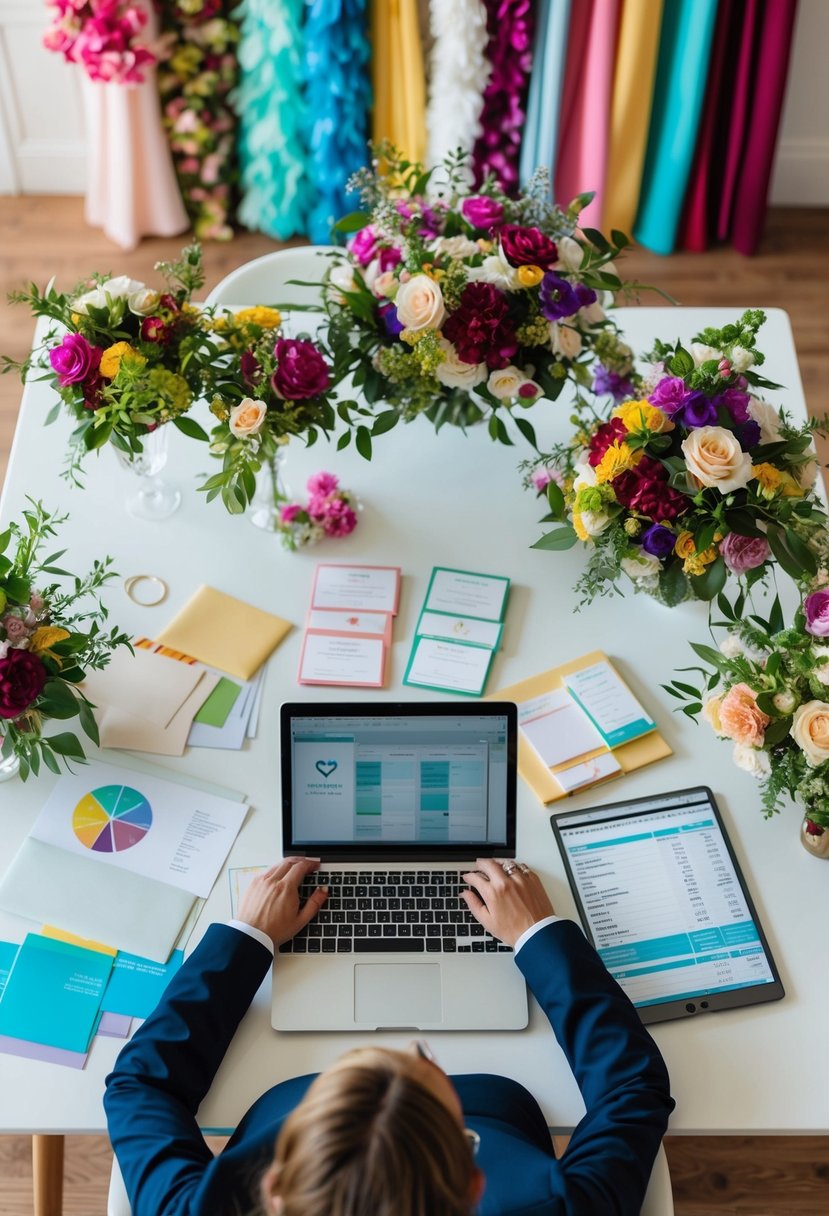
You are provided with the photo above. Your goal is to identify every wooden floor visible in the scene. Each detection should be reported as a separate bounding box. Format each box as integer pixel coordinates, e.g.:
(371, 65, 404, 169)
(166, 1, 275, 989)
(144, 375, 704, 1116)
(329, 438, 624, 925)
(1, 197, 828, 1213)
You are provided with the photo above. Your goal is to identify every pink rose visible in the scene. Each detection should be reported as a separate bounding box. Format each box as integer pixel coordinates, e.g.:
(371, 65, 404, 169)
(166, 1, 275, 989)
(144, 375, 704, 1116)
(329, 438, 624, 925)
(804, 590, 829, 638)
(49, 333, 102, 387)
(2, 615, 29, 643)
(721, 533, 771, 574)
(531, 468, 563, 493)
(718, 683, 770, 748)
(347, 226, 379, 266)
(461, 196, 505, 231)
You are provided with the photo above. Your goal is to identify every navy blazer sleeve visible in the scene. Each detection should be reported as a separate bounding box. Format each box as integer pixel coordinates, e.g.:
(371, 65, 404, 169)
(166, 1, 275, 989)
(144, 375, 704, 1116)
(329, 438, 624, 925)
(104, 924, 272, 1216)
(513, 920, 675, 1215)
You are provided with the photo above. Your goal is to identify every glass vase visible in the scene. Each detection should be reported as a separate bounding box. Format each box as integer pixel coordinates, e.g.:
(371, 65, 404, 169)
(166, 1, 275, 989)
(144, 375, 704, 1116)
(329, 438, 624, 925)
(800, 814, 829, 859)
(249, 448, 291, 532)
(0, 749, 21, 783)
(115, 426, 181, 521)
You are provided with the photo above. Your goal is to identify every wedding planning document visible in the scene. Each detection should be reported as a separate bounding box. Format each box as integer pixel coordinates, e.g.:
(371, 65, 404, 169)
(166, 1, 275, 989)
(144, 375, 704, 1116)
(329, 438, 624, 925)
(404, 567, 509, 696)
(299, 564, 400, 687)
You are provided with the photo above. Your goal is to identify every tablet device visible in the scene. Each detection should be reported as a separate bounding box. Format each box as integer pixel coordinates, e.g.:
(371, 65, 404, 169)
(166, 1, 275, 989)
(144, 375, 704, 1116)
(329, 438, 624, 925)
(551, 786, 784, 1025)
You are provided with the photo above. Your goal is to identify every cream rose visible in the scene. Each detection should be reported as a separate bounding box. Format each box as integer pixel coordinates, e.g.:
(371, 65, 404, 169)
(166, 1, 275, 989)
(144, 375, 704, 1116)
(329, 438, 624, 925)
(127, 288, 160, 316)
(487, 366, 525, 400)
(621, 552, 661, 580)
(681, 426, 753, 493)
(549, 323, 583, 360)
(730, 345, 755, 373)
(327, 261, 356, 303)
(394, 274, 446, 331)
(702, 695, 724, 735)
(579, 509, 612, 537)
(746, 396, 783, 444)
(791, 700, 829, 766)
(435, 340, 487, 390)
(373, 270, 398, 298)
(732, 742, 771, 777)
(430, 234, 480, 259)
(577, 299, 606, 327)
(690, 342, 722, 366)
(228, 397, 267, 439)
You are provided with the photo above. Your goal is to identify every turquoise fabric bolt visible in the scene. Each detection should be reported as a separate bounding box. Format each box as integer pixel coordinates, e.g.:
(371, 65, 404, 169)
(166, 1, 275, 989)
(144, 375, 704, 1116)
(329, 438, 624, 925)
(519, 0, 572, 193)
(633, 0, 719, 255)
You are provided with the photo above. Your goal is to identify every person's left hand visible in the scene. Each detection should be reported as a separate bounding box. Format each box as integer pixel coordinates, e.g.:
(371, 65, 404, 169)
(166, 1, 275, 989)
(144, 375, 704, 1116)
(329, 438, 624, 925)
(237, 858, 328, 947)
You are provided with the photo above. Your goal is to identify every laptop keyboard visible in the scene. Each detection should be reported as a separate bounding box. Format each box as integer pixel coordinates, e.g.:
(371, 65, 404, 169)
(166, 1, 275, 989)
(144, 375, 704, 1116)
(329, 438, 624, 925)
(278, 870, 512, 954)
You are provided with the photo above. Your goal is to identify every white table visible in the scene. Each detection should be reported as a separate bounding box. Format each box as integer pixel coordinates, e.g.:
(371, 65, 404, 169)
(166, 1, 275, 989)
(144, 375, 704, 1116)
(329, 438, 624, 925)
(0, 309, 825, 1149)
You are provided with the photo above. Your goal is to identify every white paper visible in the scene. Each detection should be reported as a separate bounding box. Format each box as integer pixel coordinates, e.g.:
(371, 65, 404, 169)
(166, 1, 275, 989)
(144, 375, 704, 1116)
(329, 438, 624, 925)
(406, 637, 492, 694)
(307, 608, 391, 637)
(300, 634, 386, 685)
(30, 760, 248, 898)
(417, 611, 502, 648)
(424, 569, 508, 621)
(563, 661, 654, 745)
(552, 751, 622, 793)
(312, 565, 399, 613)
(518, 689, 605, 767)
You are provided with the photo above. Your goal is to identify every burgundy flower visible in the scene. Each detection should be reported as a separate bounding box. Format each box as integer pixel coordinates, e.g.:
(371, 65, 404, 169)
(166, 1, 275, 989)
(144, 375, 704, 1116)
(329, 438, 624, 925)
(49, 333, 102, 387)
(159, 293, 180, 313)
(82, 369, 106, 410)
(587, 417, 628, 466)
(0, 648, 47, 720)
(377, 246, 402, 272)
(611, 456, 690, 522)
(271, 338, 330, 400)
(461, 195, 505, 230)
(500, 224, 558, 268)
(140, 316, 169, 344)
(240, 350, 261, 387)
(442, 282, 518, 369)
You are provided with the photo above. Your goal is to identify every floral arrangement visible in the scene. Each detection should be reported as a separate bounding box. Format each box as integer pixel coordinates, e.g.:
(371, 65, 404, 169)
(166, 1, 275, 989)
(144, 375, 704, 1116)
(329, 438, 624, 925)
(276, 471, 359, 551)
(43, 0, 158, 83)
(201, 306, 339, 514)
(0, 501, 130, 780)
(157, 1, 239, 242)
(3, 245, 213, 481)
(664, 585, 829, 844)
(530, 311, 829, 605)
(320, 144, 636, 449)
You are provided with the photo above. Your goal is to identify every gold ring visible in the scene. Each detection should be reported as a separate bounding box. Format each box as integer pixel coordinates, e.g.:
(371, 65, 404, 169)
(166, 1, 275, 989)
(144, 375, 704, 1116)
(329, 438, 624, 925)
(124, 574, 168, 607)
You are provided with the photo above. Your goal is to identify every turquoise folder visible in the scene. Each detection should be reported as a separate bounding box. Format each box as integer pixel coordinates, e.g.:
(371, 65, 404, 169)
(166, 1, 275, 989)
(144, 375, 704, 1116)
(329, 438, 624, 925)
(0, 934, 113, 1053)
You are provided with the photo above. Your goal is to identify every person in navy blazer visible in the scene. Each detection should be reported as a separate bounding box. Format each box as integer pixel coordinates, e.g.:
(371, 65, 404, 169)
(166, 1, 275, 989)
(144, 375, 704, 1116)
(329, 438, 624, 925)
(104, 857, 674, 1216)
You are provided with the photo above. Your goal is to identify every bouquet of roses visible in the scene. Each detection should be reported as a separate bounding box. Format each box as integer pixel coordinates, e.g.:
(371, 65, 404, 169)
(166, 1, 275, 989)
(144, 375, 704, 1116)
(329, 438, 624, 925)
(4, 245, 213, 481)
(530, 311, 829, 605)
(43, 1, 159, 84)
(276, 471, 359, 551)
(664, 585, 829, 846)
(0, 501, 130, 780)
(319, 143, 637, 449)
(200, 307, 339, 514)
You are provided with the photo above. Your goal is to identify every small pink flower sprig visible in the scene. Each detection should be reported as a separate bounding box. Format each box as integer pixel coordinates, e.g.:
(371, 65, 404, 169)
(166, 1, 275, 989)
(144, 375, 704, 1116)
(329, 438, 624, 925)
(43, 1, 158, 84)
(277, 472, 359, 552)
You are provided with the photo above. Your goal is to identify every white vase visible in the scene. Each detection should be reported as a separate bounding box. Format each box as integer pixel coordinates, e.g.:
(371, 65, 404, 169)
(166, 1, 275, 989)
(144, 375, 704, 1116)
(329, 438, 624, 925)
(115, 426, 182, 521)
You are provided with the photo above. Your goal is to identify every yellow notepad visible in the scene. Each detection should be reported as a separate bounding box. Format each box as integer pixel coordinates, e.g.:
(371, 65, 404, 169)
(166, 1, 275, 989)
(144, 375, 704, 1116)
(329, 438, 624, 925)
(156, 586, 292, 681)
(488, 650, 672, 805)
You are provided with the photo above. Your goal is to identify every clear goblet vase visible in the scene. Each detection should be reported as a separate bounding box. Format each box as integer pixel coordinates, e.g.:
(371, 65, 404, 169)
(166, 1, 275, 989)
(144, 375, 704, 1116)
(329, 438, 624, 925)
(115, 426, 181, 521)
(249, 448, 291, 532)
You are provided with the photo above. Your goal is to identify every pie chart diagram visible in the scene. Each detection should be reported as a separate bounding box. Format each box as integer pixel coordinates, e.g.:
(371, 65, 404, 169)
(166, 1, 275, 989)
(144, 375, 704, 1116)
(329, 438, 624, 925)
(72, 785, 153, 853)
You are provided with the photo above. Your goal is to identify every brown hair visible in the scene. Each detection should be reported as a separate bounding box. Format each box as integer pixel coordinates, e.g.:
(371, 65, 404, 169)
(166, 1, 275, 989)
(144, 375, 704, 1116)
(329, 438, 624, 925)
(261, 1047, 475, 1216)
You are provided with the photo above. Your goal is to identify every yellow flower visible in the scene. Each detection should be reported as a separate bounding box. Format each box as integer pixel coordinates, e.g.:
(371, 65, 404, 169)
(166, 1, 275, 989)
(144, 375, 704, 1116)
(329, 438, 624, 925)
(29, 626, 70, 667)
(100, 342, 143, 380)
(612, 399, 674, 434)
(233, 306, 282, 330)
(517, 264, 544, 288)
(675, 531, 696, 559)
(594, 441, 643, 484)
(573, 511, 590, 542)
(751, 462, 782, 495)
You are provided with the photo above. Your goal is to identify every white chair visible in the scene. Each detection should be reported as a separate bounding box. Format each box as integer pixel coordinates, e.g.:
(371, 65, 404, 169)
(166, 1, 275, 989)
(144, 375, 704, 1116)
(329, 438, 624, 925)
(108, 1139, 674, 1216)
(204, 245, 337, 309)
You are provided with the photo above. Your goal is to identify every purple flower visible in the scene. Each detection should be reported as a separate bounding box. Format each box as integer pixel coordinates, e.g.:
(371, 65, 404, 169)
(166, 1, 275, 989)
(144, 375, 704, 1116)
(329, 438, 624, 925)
(48, 333, 102, 387)
(734, 419, 762, 451)
(640, 524, 676, 559)
(306, 471, 339, 498)
(721, 533, 771, 575)
(539, 273, 596, 321)
(461, 195, 505, 230)
(271, 339, 330, 400)
(347, 225, 379, 266)
(680, 392, 719, 428)
(715, 387, 751, 424)
(804, 590, 829, 637)
(649, 376, 687, 414)
(593, 364, 636, 403)
(378, 302, 405, 337)
(240, 350, 261, 387)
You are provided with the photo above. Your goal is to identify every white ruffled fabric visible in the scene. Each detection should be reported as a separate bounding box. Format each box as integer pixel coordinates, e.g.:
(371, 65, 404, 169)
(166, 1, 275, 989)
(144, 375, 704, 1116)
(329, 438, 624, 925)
(426, 0, 491, 173)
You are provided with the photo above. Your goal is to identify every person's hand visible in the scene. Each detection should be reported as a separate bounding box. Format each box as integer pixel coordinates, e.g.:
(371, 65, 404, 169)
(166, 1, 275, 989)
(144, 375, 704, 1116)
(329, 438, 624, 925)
(237, 858, 328, 947)
(461, 858, 555, 948)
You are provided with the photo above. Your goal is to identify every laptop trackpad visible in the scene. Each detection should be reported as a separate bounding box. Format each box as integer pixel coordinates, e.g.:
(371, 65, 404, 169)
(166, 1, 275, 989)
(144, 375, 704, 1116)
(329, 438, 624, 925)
(354, 963, 442, 1027)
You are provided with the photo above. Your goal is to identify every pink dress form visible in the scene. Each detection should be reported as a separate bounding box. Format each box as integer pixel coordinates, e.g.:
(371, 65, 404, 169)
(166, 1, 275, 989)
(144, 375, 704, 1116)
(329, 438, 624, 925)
(81, 7, 188, 251)
(554, 0, 620, 227)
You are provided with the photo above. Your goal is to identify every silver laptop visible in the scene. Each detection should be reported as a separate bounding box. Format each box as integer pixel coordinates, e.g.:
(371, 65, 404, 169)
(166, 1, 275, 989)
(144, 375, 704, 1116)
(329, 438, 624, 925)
(273, 701, 528, 1031)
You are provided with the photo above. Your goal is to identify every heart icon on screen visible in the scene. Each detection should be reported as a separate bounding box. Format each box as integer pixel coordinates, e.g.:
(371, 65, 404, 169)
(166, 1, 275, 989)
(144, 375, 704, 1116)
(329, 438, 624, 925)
(315, 760, 338, 778)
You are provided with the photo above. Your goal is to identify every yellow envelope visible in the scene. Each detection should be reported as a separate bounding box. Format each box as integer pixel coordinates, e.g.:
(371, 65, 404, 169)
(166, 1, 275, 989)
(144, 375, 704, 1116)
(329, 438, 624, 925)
(156, 586, 292, 681)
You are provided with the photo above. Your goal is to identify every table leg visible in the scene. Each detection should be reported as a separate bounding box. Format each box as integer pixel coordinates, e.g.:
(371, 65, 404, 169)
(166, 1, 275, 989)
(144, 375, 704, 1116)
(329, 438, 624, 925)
(32, 1134, 64, 1216)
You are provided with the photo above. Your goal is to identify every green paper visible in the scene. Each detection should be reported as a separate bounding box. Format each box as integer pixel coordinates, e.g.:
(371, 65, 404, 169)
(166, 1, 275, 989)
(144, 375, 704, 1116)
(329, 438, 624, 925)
(193, 677, 242, 727)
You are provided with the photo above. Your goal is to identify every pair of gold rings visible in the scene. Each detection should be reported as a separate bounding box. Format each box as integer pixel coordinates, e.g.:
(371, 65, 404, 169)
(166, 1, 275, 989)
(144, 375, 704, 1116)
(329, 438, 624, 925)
(124, 574, 168, 607)
(502, 861, 532, 877)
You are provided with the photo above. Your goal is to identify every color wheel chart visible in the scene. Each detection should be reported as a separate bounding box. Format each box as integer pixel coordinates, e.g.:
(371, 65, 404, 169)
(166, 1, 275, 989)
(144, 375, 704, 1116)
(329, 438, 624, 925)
(72, 785, 153, 853)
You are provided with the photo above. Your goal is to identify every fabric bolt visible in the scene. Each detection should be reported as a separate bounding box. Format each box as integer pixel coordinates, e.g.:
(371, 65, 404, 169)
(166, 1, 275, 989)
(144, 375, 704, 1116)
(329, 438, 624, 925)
(303, 0, 371, 243)
(554, 0, 620, 226)
(472, 0, 536, 193)
(234, 0, 312, 241)
(371, 0, 426, 163)
(426, 0, 492, 177)
(603, 0, 664, 236)
(716, 0, 762, 243)
(633, 0, 718, 255)
(519, 0, 572, 194)
(730, 0, 800, 256)
(678, 0, 739, 252)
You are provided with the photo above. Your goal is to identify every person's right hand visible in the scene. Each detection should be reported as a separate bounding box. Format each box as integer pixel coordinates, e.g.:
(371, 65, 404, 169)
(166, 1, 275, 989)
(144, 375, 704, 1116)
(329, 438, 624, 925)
(461, 858, 555, 948)
(237, 858, 328, 947)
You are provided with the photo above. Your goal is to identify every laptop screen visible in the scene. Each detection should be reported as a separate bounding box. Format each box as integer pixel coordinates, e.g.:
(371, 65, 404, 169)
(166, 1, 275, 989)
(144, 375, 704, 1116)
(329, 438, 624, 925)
(280, 702, 517, 860)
